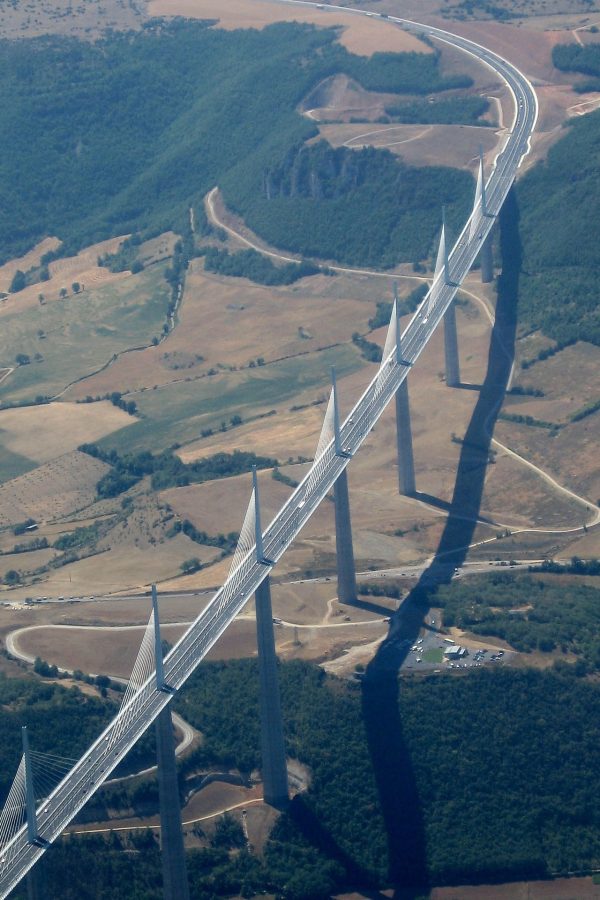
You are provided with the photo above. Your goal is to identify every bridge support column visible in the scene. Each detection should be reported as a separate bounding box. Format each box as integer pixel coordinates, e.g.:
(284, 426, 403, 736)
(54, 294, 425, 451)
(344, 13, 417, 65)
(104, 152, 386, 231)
(334, 468, 357, 603)
(395, 381, 416, 496)
(155, 705, 190, 900)
(443, 300, 460, 388)
(255, 575, 288, 808)
(480, 231, 494, 283)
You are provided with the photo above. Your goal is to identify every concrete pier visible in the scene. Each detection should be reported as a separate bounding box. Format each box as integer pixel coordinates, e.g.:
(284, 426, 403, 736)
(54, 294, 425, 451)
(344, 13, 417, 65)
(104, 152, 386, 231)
(395, 381, 416, 495)
(334, 468, 357, 603)
(443, 300, 460, 388)
(155, 705, 190, 900)
(255, 575, 288, 808)
(480, 231, 494, 283)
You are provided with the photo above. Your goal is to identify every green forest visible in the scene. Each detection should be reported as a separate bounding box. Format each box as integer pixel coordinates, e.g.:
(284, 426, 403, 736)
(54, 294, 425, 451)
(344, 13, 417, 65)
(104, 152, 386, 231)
(553, 42, 600, 92)
(1, 19, 599, 341)
(0, 675, 113, 800)
(384, 95, 490, 125)
(0, 20, 473, 269)
(11, 660, 598, 897)
(174, 661, 600, 887)
(230, 141, 472, 268)
(79, 443, 277, 497)
(517, 107, 600, 345)
(201, 247, 320, 285)
(435, 571, 600, 671)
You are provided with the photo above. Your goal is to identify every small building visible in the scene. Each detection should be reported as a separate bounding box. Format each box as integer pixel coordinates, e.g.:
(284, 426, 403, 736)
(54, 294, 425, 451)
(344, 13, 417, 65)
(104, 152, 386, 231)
(444, 645, 468, 660)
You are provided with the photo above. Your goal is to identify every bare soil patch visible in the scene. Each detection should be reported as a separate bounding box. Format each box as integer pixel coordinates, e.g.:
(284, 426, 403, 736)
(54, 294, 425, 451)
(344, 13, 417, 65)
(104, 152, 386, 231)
(15, 623, 186, 678)
(319, 122, 499, 170)
(302, 73, 404, 124)
(0, 450, 110, 528)
(147, 0, 432, 56)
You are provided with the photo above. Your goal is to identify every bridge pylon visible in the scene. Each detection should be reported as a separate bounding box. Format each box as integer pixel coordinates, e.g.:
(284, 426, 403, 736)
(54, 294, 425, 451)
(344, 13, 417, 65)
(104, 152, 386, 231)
(434, 207, 453, 289)
(255, 575, 289, 808)
(155, 704, 190, 900)
(471, 147, 495, 283)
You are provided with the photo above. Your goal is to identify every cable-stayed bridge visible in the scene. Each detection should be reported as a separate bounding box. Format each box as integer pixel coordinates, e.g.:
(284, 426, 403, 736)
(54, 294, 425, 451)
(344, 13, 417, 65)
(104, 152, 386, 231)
(0, 8, 538, 897)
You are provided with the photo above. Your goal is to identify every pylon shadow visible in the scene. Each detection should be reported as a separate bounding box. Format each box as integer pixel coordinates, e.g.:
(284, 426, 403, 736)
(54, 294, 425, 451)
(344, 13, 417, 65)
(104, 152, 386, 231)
(362, 189, 522, 893)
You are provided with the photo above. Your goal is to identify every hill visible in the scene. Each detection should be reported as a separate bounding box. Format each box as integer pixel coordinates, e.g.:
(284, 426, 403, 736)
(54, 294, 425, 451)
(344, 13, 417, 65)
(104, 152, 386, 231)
(517, 107, 600, 345)
(0, 20, 474, 270)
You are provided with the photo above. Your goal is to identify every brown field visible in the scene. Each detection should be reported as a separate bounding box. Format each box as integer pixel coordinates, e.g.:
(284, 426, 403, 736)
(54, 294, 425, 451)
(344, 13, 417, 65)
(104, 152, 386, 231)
(319, 122, 500, 170)
(341, 874, 600, 899)
(147, 0, 432, 55)
(431, 875, 600, 899)
(22, 534, 221, 598)
(0, 236, 130, 316)
(155, 290, 598, 584)
(0, 450, 110, 527)
(15, 623, 188, 678)
(65, 265, 379, 399)
(12, 575, 391, 676)
(0, 401, 134, 464)
(68, 781, 265, 839)
(0, 237, 61, 293)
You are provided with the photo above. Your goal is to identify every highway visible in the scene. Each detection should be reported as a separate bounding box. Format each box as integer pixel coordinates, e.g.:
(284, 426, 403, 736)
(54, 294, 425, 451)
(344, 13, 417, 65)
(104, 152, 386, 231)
(0, 8, 537, 896)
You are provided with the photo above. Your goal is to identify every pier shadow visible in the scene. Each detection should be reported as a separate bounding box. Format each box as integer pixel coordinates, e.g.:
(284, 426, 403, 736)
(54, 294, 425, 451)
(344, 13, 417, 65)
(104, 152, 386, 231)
(362, 189, 522, 892)
(343, 595, 394, 618)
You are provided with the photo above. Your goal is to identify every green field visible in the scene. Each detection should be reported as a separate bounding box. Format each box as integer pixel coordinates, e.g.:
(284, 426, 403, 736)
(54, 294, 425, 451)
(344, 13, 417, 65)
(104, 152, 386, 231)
(99, 343, 366, 454)
(422, 647, 444, 664)
(0, 266, 170, 404)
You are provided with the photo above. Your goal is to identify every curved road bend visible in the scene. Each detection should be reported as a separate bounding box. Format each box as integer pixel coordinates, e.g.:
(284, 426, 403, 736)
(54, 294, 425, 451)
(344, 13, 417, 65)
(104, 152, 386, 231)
(0, 9, 538, 897)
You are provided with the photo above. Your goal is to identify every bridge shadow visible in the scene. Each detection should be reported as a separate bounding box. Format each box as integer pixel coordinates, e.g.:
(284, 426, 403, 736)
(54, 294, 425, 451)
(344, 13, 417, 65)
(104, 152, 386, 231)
(361, 189, 522, 893)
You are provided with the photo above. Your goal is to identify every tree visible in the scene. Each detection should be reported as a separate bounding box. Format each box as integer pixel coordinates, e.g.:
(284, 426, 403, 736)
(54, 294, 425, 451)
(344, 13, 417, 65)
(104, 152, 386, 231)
(5, 569, 21, 585)
(15, 353, 30, 366)
(180, 558, 201, 574)
(9, 270, 26, 293)
(71, 281, 81, 293)
(59, 287, 67, 299)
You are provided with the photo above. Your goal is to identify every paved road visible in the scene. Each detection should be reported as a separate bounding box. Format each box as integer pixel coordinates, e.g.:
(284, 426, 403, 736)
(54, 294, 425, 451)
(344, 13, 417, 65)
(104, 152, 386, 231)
(0, 9, 538, 896)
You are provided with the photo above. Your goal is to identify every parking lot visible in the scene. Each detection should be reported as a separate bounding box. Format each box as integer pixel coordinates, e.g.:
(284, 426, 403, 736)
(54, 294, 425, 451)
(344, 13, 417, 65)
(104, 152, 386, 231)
(399, 617, 514, 673)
